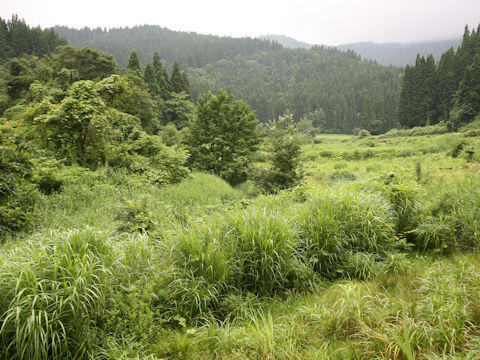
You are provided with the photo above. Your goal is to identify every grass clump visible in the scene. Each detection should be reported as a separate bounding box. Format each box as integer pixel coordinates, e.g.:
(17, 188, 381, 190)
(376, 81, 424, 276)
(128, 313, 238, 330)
(0, 229, 119, 359)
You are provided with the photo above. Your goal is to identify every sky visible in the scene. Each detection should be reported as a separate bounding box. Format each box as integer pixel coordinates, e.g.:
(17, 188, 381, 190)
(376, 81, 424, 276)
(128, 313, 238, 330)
(1, 0, 480, 45)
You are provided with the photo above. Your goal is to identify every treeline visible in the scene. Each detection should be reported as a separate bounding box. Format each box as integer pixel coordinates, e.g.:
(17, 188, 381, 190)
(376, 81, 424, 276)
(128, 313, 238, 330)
(54, 24, 404, 133)
(0, 15, 66, 59)
(53, 25, 283, 69)
(398, 25, 480, 129)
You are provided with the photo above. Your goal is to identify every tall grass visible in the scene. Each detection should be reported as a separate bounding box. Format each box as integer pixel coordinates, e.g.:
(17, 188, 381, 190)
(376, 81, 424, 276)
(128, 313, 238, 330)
(0, 229, 119, 359)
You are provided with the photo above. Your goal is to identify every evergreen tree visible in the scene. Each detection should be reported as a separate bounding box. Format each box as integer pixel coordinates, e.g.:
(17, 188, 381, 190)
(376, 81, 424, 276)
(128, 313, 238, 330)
(127, 49, 142, 74)
(424, 54, 438, 124)
(170, 61, 185, 93)
(170, 61, 190, 95)
(398, 65, 415, 128)
(181, 72, 191, 98)
(143, 62, 156, 94)
(455, 26, 474, 85)
(152, 52, 171, 99)
(0, 17, 10, 58)
(451, 54, 480, 128)
(437, 48, 457, 120)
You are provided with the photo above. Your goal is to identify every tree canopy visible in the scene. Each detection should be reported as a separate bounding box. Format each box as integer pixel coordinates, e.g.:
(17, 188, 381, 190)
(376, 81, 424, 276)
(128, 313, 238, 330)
(186, 89, 260, 184)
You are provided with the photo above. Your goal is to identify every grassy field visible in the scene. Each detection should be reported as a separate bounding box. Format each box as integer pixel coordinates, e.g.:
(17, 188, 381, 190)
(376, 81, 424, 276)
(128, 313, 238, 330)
(1, 131, 480, 359)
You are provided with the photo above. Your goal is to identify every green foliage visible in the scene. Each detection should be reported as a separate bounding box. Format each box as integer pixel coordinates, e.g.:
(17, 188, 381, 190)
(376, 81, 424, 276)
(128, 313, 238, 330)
(358, 129, 371, 137)
(127, 49, 142, 74)
(115, 198, 157, 233)
(0, 229, 119, 359)
(0, 15, 66, 60)
(163, 91, 195, 129)
(98, 74, 158, 133)
(451, 55, 480, 129)
(6, 57, 35, 100)
(36, 80, 110, 166)
(253, 113, 303, 193)
(54, 24, 403, 133)
(186, 89, 260, 185)
(170, 61, 190, 95)
(399, 25, 480, 129)
(0, 123, 37, 236)
(50, 46, 117, 81)
(297, 188, 396, 279)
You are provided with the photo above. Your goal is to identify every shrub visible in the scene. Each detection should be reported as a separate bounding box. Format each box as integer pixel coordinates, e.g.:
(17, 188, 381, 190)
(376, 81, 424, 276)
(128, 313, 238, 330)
(328, 169, 357, 182)
(358, 129, 371, 137)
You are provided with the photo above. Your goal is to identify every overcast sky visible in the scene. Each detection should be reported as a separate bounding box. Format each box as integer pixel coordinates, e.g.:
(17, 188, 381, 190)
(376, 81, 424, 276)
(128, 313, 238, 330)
(1, 0, 479, 45)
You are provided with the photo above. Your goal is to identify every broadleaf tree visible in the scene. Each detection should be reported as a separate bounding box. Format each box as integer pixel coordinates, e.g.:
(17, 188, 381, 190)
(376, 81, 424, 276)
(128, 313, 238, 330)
(186, 89, 260, 184)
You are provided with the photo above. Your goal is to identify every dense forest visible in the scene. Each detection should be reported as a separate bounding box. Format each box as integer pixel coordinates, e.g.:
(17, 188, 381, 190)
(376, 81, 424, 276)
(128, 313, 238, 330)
(0, 15, 67, 59)
(54, 24, 404, 133)
(398, 25, 480, 129)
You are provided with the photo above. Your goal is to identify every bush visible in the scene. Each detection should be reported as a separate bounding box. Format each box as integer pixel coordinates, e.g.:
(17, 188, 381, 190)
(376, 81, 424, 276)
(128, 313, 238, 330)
(253, 113, 303, 193)
(358, 129, 371, 137)
(0, 125, 38, 237)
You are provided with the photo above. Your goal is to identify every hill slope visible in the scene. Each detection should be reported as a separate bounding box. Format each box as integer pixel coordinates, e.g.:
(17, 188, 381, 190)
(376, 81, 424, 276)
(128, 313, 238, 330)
(54, 25, 403, 132)
(258, 34, 312, 49)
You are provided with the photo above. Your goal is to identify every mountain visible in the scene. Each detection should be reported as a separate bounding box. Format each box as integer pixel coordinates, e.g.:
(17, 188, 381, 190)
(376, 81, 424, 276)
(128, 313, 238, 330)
(257, 34, 463, 66)
(54, 25, 282, 70)
(258, 34, 312, 49)
(54, 24, 403, 133)
(337, 39, 462, 66)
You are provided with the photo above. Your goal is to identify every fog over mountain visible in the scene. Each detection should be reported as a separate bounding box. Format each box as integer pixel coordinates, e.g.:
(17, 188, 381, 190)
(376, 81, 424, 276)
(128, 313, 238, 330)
(261, 35, 462, 66)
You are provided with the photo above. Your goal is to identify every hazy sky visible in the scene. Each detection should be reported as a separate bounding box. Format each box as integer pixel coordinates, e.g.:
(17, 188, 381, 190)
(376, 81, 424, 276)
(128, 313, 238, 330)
(1, 0, 479, 45)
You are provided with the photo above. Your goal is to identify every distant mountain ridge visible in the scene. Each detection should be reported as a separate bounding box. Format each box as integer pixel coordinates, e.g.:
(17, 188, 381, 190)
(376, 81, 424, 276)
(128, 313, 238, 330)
(337, 39, 462, 66)
(258, 34, 312, 49)
(258, 35, 462, 66)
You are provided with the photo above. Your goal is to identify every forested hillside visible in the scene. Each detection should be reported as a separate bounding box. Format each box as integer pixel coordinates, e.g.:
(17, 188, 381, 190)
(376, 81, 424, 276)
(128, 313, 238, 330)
(54, 25, 403, 133)
(398, 25, 480, 129)
(258, 34, 312, 49)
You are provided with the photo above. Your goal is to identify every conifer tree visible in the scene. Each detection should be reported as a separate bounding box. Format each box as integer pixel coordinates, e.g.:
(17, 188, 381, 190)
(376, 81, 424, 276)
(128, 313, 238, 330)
(424, 54, 438, 124)
(455, 26, 473, 85)
(143, 62, 156, 94)
(170, 61, 185, 93)
(152, 52, 170, 99)
(127, 49, 142, 74)
(452, 54, 480, 128)
(170, 61, 191, 95)
(398, 65, 415, 128)
(0, 17, 10, 58)
(437, 48, 457, 120)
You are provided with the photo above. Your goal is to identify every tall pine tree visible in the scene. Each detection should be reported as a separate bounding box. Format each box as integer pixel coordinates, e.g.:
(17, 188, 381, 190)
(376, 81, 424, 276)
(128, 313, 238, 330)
(437, 48, 457, 121)
(143, 61, 156, 94)
(398, 65, 416, 128)
(152, 52, 170, 99)
(127, 49, 142, 74)
(452, 54, 480, 128)
(170, 61, 190, 94)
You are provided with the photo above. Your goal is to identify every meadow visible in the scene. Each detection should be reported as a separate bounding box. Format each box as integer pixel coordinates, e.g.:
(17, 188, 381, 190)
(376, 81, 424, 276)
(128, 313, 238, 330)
(1, 129, 480, 359)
